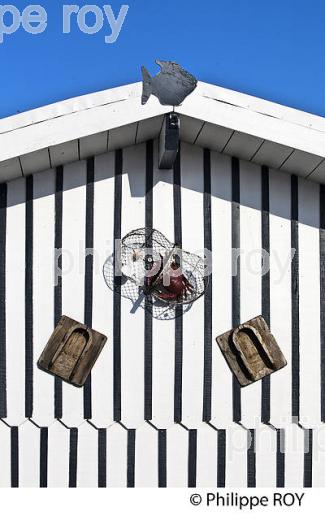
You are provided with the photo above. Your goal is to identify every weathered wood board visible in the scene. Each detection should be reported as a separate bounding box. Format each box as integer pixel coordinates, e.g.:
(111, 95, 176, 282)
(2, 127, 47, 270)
(216, 315, 287, 387)
(37, 316, 107, 387)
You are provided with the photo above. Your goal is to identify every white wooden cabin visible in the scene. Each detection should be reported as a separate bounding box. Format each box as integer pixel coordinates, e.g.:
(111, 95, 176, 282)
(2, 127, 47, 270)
(0, 80, 325, 487)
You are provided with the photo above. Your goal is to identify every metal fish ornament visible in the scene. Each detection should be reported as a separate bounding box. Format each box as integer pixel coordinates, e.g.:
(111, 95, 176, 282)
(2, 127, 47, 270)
(141, 60, 198, 106)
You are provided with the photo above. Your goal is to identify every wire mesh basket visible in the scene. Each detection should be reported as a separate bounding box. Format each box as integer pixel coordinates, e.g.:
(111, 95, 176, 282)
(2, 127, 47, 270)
(103, 228, 207, 312)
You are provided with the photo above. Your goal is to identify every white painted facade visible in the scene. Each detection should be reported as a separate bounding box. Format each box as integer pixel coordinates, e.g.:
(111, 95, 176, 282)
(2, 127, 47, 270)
(0, 81, 324, 487)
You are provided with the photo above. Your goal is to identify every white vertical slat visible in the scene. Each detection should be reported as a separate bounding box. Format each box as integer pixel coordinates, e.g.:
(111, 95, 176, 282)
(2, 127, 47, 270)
(32, 170, 55, 425)
(91, 153, 115, 427)
(107, 422, 127, 487)
(120, 144, 146, 428)
(255, 425, 277, 487)
(47, 420, 70, 487)
(284, 424, 305, 487)
(0, 422, 11, 487)
(299, 178, 321, 427)
(152, 140, 175, 428)
(312, 426, 325, 487)
(6, 178, 26, 425)
(77, 422, 98, 487)
(240, 160, 262, 428)
(225, 424, 248, 487)
(135, 423, 158, 487)
(196, 423, 218, 487)
(210, 152, 233, 428)
(166, 424, 188, 487)
(180, 142, 205, 427)
(61, 161, 86, 426)
(269, 169, 292, 427)
(19, 420, 40, 487)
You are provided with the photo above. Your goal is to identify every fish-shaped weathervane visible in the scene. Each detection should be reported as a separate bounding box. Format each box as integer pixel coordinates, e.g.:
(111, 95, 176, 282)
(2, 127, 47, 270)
(141, 60, 198, 106)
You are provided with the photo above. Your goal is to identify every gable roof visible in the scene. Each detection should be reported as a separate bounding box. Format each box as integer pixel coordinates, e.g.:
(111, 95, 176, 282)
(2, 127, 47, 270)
(1, 80, 325, 184)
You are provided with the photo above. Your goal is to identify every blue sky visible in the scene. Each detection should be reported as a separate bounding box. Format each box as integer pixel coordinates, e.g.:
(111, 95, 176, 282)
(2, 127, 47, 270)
(0, 0, 324, 118)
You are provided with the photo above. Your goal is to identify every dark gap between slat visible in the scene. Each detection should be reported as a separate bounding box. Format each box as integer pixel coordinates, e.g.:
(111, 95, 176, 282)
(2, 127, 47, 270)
(0, 183, 7, 418)
(261, 166, 271, 423)
(173, 148, 183, 424)
(188, 429, 197, 488)
(144, 141, 153, 421)
(276, 428, 285, 488)
(25, 176, 33, 419)
(247, 429, 256, 487)
(158, 429, 167, 488)
(203, 149, 212, 422)
(127, 429, 136, 487)
(113, 150, 123, 422)
(217, 429, 226, 488)
(11, 426, 19, 488)
(69, 427, 78, 488)
(98, 428, 107, 488)
(291, 175, 300, 421)
(83, 157, 94, 419)
(232, 157, 241, 423)
(303, 429, 313, 488)
(54, 166, 63, 419)
(320, 184, 325, 421)
(40, 427, 48, 488)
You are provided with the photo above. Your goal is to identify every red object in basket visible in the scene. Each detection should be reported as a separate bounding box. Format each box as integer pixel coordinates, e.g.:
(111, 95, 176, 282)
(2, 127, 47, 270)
(146, 255, 194, 303)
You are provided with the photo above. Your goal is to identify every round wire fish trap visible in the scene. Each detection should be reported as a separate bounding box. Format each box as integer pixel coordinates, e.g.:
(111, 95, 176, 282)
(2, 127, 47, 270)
(104, 228, 207, 309)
